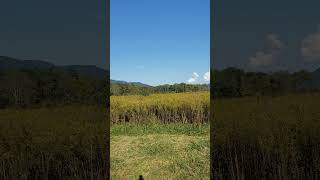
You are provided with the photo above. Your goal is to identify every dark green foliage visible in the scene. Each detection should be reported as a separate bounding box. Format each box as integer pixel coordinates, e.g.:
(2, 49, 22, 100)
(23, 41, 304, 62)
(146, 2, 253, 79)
(212, 68, 316, 98)
(111, 122, 209, 136)
(110, 83, 209, 96)
(0, 68, 108, 108)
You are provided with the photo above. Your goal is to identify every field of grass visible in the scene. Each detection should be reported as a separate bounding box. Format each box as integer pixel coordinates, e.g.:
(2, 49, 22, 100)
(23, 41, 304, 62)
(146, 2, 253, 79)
(0, 92, 210, 179)
(110, 92, 210, 179)
(0, 106, 108, 179)
(111, 92, 209, 124)
(2, 91, 319, 179)
(111, 123, 209, 179)
(213, 93, 320, 179)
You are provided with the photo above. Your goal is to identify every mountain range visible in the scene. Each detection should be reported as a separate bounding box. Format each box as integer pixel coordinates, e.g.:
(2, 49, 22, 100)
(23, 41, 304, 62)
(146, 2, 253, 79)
(110, 79, 151, 87)
(0, 56, 151, 86)
(0, 56, 108, 78)
(1, 56, 320, 88)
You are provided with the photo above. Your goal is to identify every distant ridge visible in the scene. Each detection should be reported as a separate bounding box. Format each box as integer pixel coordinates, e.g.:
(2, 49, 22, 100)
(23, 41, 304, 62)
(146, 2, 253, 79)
(111, 79, 151, 87)
(0, 56, 108, 79)
(0, 56, 54, 69)
(0, 56, 152, 87)
(2, 56, 319, 88)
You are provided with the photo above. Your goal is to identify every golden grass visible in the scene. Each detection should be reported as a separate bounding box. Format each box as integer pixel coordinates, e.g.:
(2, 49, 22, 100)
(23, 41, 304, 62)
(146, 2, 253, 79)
(0, 106, 107, 179)
(111, 92, 209, 124)
(212, 93, 320, 179)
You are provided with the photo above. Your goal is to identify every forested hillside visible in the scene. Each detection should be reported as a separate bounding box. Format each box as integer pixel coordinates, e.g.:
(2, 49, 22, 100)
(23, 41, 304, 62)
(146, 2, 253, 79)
(111, 67, 320, 97)
(110, 82, 209, 96)
(0, 68, 108, 107)
(2, 57, 320, 107)
(211, 67, 320, 98)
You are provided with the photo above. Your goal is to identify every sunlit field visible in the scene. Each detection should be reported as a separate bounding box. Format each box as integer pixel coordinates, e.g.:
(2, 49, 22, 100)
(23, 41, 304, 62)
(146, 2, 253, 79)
(111, 123, 209, 179)
(110, 92, 210, 179)
(111, 91, 209, 124)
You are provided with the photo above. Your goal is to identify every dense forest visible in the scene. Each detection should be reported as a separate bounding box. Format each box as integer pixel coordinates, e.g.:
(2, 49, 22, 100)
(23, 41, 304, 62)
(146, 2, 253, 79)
(1, 64, 320, 108)
(111, 67, 320, 97)
(0, 68, 108, 108)
(212, 67, 320, 98)
(110, 83, 209, 96)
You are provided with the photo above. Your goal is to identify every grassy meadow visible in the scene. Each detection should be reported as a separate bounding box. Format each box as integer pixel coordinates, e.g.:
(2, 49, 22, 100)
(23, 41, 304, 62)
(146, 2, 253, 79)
(3, 90, 319, 179)
(111, 91, 209, 124)
(213, 93, 320, 179)
(0, 106, 108, 179)
(111, 123, 209, 179)
(110, 92, 210, 179)
(0, 91, 210, 179)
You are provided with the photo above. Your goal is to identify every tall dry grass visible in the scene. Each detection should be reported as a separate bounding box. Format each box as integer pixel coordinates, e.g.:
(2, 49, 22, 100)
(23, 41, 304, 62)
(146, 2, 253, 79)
(0, 106, 108, 179)
(110, 92, 209, 124)
(212, 93, 320, 179)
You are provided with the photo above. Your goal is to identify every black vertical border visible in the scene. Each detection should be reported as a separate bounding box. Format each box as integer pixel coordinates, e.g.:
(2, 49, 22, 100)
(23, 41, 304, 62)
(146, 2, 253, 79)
(210, 0, 214, 179)
(106, 0, 110, 179)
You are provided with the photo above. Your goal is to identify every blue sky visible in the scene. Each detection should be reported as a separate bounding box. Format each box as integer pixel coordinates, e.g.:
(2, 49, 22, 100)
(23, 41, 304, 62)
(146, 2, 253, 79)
(110, 0, 210, 86)
(4, 0, 320, 83)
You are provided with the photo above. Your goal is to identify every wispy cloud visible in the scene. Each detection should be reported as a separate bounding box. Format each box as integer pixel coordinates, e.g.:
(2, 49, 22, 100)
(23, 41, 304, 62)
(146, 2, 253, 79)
(249, 34, 284, 67)
(193, 72, 199, 78)
(203, 71, 210, 82)
(187, 72, 199, 83)
(187, 78, 196, 83)
(187, 71, 210, 84)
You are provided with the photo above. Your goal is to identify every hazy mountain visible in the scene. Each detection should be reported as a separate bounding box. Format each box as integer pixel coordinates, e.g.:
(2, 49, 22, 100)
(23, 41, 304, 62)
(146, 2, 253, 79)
(0, 56, 154, 86)
(0, 56, 108, 79)
(2, 55, 319, 88)
(111, 79, 151, 87)
(0, 56, 54, 69)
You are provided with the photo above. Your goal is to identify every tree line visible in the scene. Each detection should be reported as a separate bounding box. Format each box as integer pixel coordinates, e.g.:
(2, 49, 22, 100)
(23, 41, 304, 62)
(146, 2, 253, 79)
(1, 66, 318, 107)
(0, 68, 108, 108)
(212, 67, 318, 98)
(111, 67, 320, 97)
(110, 83, 209, 96)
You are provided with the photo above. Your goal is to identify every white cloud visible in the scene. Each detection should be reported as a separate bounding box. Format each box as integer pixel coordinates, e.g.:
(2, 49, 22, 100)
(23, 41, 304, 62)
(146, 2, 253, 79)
(193, 72, 199, 78)
(203, 71, 210, 82)
(187, 71, 210, 84)
(249, 34, 284, 67)
(188, 77, 196, 83)
(187, 72, 199, 83)
(301, 30, 320, 62)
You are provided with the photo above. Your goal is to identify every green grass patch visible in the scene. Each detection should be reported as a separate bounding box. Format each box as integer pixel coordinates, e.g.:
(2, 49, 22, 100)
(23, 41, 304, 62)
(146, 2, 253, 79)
(110, 133, 209, 179)
(111, 122, 209, 136)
